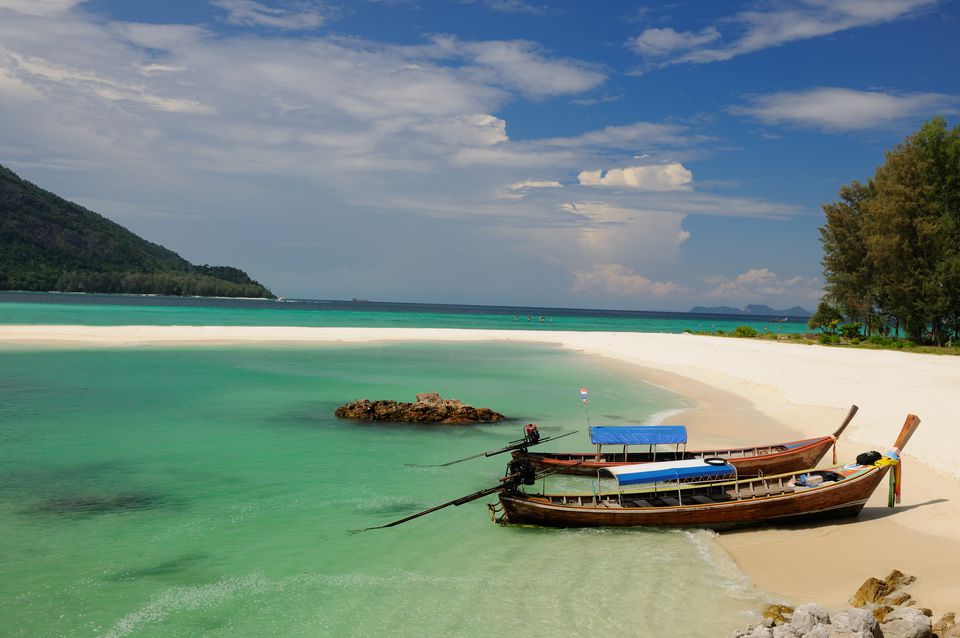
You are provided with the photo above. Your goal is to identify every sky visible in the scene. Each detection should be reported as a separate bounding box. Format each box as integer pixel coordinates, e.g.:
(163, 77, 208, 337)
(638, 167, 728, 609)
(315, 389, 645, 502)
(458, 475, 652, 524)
(0, 0, 957, 310)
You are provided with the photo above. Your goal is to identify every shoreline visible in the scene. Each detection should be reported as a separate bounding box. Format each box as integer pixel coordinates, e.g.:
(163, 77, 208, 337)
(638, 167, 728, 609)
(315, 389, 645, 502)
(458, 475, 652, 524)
(2, 324, 959, 613)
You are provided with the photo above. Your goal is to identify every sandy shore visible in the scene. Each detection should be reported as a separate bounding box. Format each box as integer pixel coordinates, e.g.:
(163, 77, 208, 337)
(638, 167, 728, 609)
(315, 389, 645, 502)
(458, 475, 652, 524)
(3, 324, 959, 612)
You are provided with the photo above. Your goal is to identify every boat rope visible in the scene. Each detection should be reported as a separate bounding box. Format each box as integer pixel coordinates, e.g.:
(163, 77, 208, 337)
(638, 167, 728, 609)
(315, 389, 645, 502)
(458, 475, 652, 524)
(874, 450, 902, 507)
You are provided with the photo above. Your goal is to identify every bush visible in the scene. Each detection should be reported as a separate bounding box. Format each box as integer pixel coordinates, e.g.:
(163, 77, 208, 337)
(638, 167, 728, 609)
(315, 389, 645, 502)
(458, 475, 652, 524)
(730, 326, 758, 338)
(839, 323, 863, 340)
(850, 337, 860, 345)
(819, 334, 841, 345)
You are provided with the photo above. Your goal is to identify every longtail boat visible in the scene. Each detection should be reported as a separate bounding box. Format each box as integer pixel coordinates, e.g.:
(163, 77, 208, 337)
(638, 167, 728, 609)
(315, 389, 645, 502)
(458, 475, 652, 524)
(519, 404, 858, 477)
(491, 414, 920, 530)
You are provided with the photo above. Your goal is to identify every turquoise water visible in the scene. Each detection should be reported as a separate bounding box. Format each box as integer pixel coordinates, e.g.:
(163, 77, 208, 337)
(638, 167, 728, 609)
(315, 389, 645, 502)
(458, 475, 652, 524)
(0, 341, 766, 637)
(0, 293, 809, 335)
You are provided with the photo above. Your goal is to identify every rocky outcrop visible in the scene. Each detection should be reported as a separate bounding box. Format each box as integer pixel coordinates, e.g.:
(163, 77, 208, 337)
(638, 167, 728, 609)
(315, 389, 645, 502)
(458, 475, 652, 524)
(335, 392, 505, 424)
(733, 571, 952, 638)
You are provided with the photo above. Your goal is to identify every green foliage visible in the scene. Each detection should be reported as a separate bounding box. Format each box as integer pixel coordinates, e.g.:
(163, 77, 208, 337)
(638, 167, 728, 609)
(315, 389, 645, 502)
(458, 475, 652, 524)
(819, 333, 840, 345)
(0, 164, 273, 298)
(818, 117, 960, 345)
(808, 300, 843, 334)
(730, 325, 758, 338)
(839, 322, 863, 339)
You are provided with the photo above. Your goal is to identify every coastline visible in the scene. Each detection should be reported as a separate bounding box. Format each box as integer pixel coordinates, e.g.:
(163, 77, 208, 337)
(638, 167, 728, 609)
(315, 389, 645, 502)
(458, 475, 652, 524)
(2, 324, 959, 613)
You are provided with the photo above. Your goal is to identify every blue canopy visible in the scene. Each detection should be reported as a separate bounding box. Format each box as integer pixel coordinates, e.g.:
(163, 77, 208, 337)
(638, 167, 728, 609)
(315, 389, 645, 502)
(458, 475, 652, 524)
(605, 459, 734, 486)
(589, 425, 687, 446)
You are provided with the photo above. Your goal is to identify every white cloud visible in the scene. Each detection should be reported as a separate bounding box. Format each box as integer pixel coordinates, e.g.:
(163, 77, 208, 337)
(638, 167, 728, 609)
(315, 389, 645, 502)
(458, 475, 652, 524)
(0, 4, 810, 304)
(631, 0, 938, 66)
(412, 114, 508, 146)
(578, 163, 693, 191)
(463, 0, 548, 15)
(428, 37, 605, 98)
(211, 0, 327, 30)
(111, 23, 210, 51)
(707, 268, 822, 302)
(572, 264, 686, 296)
(510, 180, 562, 190)
(627, 27, 720, 57)
(0, 0, 84, 16)
(731, 87, 957, 131)
(540, 122, 703, 149)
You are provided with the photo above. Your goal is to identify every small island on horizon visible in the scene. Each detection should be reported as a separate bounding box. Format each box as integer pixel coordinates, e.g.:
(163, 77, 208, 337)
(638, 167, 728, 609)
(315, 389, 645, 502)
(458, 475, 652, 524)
(0, 164, 273, 299)
(689, 304, 812, 317)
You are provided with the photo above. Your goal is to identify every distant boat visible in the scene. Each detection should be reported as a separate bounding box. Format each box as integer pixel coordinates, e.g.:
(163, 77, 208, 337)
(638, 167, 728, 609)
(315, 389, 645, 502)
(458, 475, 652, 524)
(493, 414, 920, 529)
(773, 316, 789, 322)
(521, 405, 857, 477)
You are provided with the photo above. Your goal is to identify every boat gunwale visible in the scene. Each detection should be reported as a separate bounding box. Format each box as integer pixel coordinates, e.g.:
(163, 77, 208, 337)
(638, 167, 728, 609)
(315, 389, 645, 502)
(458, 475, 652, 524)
(513, 465, 879, 511)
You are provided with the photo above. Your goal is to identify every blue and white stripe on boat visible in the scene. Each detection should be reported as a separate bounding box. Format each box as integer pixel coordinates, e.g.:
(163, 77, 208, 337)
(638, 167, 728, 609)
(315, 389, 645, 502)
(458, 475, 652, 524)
(605, 458, 735, 486)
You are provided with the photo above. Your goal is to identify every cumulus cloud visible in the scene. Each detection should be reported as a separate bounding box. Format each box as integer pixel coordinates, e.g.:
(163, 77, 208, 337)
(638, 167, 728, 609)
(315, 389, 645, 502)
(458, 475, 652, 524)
(731, 87, 957, 131)
(210, 0, 327, 30)
(572, 264, 687, 296)
(630, 0, 938, 66)
(578, 163, 693, 191)
(707, 268, 822, 302)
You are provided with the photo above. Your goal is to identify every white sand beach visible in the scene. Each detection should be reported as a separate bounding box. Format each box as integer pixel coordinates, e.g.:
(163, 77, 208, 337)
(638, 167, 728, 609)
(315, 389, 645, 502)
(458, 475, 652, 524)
(3, 324, 959, 612)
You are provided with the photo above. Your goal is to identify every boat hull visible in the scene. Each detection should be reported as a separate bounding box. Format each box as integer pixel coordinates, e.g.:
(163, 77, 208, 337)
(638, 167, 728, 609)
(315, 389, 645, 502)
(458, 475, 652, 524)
(523, 435, 836, 477)
(497, 466, 887, 530)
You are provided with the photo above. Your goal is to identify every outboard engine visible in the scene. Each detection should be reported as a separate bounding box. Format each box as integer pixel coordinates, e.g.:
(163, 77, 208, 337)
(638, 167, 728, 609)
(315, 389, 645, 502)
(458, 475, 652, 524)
(505, 454, 537, 487)
(523, 423, 540, 445)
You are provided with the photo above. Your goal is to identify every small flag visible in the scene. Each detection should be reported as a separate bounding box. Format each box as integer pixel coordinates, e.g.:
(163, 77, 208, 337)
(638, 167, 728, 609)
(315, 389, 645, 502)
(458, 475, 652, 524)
(579, 387, 589, 404)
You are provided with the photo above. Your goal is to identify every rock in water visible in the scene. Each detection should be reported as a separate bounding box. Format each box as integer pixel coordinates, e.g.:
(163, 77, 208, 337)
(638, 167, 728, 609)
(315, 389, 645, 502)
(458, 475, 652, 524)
(335, 392, 506, 424)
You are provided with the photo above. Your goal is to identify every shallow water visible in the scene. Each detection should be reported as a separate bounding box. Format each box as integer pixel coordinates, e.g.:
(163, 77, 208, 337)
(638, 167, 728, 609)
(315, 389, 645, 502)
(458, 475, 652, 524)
(0, 341, 766, 637)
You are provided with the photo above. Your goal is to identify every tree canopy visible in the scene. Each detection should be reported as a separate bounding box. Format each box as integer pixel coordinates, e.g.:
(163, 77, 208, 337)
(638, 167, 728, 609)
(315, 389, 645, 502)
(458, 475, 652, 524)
(819, 117, 960, 344)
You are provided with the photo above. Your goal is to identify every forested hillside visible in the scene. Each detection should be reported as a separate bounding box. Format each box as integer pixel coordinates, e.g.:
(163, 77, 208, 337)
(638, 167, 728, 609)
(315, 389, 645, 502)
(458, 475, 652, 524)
(0, 164, 273, 298)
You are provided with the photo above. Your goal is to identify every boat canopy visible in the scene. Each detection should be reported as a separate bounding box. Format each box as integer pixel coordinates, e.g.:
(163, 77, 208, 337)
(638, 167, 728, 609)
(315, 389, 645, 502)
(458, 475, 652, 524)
(589, 425, 687, 446)
(604, 458, 734, 486)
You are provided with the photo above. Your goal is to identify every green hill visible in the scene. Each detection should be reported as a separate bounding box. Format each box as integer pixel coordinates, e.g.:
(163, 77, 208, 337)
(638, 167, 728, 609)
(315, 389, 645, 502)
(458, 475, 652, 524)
(0, 164, 273, 298)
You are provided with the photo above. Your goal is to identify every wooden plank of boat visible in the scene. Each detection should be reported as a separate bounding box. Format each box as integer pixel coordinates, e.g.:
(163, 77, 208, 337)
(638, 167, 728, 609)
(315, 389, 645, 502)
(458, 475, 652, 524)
(522, 404, 858, 477)
(495, 413, 919, 530)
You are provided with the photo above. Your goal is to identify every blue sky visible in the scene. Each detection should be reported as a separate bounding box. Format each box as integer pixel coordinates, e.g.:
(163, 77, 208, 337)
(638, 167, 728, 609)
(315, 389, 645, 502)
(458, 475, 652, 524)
(1, 0, 956, 310)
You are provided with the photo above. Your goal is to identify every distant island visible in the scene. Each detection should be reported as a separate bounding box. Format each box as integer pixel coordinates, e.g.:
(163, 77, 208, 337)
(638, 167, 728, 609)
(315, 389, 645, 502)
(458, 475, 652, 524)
(0, 164, 273, 298)
(689, 304, 812, 317)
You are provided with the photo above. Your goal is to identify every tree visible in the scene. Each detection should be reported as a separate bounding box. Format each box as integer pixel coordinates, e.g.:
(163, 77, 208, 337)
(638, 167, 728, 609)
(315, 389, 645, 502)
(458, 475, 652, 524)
(818, 117, 960, 344)
(808, 300, 843, 334)
(820, 181, 875, 330)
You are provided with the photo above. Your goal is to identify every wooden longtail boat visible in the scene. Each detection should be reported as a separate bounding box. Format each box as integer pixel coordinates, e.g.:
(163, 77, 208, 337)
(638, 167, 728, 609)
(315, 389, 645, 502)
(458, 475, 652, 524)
(519, 405, 858, 477)
(493, 414, 919, 530)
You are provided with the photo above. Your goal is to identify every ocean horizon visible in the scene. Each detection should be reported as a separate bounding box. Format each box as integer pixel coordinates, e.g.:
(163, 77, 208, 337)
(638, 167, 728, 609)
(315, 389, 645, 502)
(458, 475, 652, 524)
(0, 291, 809, 335)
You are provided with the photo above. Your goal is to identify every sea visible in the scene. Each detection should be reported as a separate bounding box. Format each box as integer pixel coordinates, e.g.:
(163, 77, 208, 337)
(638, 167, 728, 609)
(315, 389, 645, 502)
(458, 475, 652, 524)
(0, 293, 798, 637)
